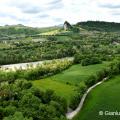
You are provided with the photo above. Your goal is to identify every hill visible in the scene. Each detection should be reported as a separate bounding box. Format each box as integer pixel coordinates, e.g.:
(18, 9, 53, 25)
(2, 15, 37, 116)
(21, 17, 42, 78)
(0, 24, 62, 40)
(77, 21, 120, 32)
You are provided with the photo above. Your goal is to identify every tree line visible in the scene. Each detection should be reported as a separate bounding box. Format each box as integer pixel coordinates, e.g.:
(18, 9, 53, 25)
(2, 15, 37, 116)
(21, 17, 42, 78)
(0, 59, 73, 83)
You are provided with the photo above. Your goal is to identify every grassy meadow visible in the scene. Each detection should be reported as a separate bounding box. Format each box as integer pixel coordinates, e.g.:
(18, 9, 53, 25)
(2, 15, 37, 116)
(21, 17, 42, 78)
(33, 62, 110, 104)
(74, 75, 120, 120)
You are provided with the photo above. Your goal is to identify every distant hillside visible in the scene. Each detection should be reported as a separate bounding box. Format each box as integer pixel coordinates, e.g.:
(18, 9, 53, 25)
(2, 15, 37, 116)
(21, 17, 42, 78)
(76, 21, 120, 32)
(0, 24, 62, 40)
(0, 25, 40, 38)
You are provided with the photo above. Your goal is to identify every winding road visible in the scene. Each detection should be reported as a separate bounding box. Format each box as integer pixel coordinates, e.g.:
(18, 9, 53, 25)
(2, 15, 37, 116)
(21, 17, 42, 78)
(66, 77, 108, 119)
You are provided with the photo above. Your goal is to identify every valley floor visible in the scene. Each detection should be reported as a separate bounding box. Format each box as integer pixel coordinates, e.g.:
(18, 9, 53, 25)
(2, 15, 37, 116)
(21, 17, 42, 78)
(33, 62, 110, 105)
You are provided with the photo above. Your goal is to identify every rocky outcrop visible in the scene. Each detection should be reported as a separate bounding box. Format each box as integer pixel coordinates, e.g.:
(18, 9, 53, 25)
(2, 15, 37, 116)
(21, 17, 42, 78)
(64, 21, 72, 31)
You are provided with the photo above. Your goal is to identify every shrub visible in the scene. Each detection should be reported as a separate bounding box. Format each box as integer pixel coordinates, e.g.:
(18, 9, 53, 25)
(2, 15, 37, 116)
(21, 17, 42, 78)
(85, 75, 97, 88)
(74, 54, 85, 64)
(78, 83, 87, 94)
(47, 36, 57, 41)
(81, 57, 102, 66)
(69, 93, 82, 110)
(96, 70, 106, 82)
(69, 83, 87, 110)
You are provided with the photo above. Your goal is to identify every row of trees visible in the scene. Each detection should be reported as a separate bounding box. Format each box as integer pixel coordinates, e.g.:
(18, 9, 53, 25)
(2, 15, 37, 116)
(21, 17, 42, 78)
(0, 29, 119, 65)
(85, 60, 120, 87)
(0, 59, 73, 83)
(0, 41, 75, 65)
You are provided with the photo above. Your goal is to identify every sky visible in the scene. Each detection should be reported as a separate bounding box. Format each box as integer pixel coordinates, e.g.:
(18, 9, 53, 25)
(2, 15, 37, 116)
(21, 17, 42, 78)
(0, 0, 120, 27)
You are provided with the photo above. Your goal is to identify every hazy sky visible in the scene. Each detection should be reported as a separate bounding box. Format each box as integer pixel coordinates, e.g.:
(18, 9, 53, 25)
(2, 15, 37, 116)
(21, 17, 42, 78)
(0, 0, 120, 27)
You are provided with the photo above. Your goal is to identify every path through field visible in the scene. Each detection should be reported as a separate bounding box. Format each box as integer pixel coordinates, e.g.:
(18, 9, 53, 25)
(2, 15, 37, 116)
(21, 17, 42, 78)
(66, 78, 107, 119)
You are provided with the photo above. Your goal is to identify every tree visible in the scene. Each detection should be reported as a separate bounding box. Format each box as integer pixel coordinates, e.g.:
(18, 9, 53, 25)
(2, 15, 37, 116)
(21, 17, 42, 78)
(85, 75, 97, 87)
(3, 112, 32, 120)
(81, 57, 102, 66)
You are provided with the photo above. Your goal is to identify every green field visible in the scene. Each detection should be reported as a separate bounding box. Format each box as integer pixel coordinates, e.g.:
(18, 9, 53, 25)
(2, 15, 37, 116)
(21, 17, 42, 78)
(33, 79, 77, 104)
(44, 62, 110, 85)
(33, 62, 110, 104)
(74, 75, 120, 120)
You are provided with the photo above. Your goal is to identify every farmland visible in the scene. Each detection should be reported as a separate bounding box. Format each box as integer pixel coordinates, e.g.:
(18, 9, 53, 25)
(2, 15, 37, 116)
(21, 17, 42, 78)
(0, 0, 120, 119)
(74, 75, 120, 120)
(0, 21, 120, 120)
(33, 62, 111, 104)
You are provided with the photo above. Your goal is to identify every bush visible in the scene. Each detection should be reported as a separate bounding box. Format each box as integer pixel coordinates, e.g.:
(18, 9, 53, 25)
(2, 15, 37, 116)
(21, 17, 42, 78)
(96, 70, 106, 82)
(47, 36, 57, 41)
(69, 93, 82, 110)
(78, 83, 87, 94)
(85, 75, 97, 88)
(69, 83, 87, 110)
(81, 57, 102, 66)
(74, 54, 85, 64)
